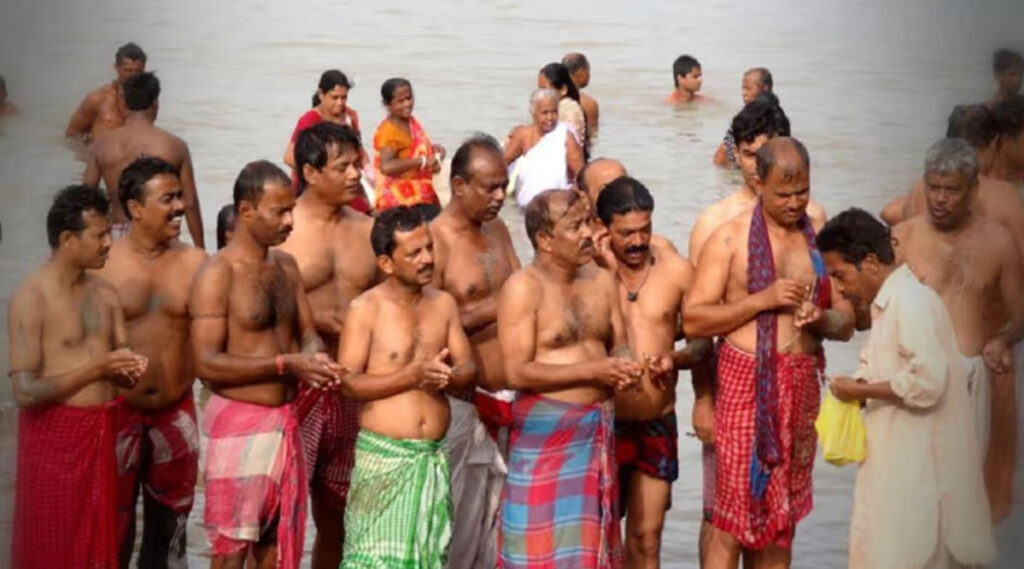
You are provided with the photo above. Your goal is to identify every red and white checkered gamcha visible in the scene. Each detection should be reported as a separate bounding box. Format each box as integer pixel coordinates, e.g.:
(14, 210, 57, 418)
(712, 341, 821, 550)
(294, 386, 361, 508)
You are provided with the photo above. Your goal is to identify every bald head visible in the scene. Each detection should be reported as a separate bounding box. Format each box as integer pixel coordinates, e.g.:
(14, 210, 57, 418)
(562, 52, 591, 88)
(578, 158, 627, 203)
(755, 137, 810, 183)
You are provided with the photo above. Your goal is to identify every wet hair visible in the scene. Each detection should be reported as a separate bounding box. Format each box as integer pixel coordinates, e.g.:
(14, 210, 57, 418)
(530, 88, 560, 111)
(672, 55, 701, 85)
(539, 63, 580, 103)
(562, 53, 590, 75)
(381, 77, 412, 105)
(233, 160, 291, 210)
(294, 122, 362, 190)
(524, 189, 581, 249)
(115, 42, 147, 65)
(450, 133, 503, 184)
(371, 205, 427, 257)
(994, 49, 1023, 73)
(816, 208, 895, 266)
(312, 69, 354, 108)
(122, 71, 160, 111)
(755, 137, 810, 181)
(410, 202, 441, 222)
(744, 67, 774, 91)
(47, 184, 110, 249)
(216, 204, 236, 250)
(731, 99, 791, 147)
(924, 137, 979, 182)
(596, 177, 654, 226)
(993, 96, 1024, 138)
(118, 156, 179, 217)
(946, 104, 998, 149)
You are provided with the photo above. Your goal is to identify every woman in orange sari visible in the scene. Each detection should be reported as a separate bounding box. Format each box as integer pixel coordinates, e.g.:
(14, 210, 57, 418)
(372, 78, 446, 210)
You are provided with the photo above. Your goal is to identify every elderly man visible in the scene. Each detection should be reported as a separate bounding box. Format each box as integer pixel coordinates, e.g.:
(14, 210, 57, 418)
(504, 88, 584, 208)
(713, 68, 775, 167)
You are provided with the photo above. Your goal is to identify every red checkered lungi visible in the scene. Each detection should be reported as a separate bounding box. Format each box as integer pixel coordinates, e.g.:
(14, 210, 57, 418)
(712, 341, 820, 550)
(294, 386, 361, 508)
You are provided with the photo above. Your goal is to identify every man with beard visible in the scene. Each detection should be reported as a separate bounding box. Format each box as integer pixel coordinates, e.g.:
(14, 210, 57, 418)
(893, 137, 1024, 523)
(337, 206, 476, 568)
(67, 42, 147, 143)
(10, 185, 148, 568)
(190, 160, 342, 569)
(275, 122, 378, 569)
(92, 157, 207, 568)
(429, 135, 520, 569)
(820, 208, 995, 569)
(499, 189, 647, 568)
(504, 88, 585, 208)
(596, 177, 713, 569)
(684, 138, 854, 568)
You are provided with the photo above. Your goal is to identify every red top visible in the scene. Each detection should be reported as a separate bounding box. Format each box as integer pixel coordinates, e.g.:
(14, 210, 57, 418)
(288, 108, 371, 214)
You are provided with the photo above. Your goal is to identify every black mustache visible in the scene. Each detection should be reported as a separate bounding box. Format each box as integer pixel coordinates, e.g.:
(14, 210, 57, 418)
(625, 245, 649, 256)
(580, 239, 594, 250)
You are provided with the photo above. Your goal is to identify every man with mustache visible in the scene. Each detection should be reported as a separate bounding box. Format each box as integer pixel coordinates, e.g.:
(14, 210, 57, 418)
(428, 135, 520, 569)
(892, 137, 1024, 524)
(275, 122, 379, 569)
(499, 189, 645, 568)
(337, 206, 475, 568)
(819, 208, 995, 569)
(84, 71, 205, 248)
(9, 184, 148, 569)
(91, 156, 208, 568)
(190, 160, 341, 569)
(66, 42, 147, 143)
(684, 137, 854, 569)
(596, 177, 713, 569)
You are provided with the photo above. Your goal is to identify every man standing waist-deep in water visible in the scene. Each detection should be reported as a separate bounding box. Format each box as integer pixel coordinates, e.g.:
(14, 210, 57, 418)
(337, 206, 476, 568)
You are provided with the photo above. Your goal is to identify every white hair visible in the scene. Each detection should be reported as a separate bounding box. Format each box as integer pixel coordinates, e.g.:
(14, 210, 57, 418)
(530, 88, 559, 112)
(924, 137, 979, 181)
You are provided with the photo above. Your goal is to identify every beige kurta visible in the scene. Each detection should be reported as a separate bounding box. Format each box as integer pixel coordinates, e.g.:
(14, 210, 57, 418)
(848, 265, 995, 569)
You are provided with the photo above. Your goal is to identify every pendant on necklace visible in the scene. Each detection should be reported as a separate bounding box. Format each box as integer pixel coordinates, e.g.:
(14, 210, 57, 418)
(627, 291, 639, 302)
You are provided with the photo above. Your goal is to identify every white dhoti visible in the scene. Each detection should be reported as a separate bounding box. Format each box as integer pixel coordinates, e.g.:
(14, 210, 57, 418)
(964, 354, 992, 458)
(444, 397, 507, 569)
(510, 122, 576, 208)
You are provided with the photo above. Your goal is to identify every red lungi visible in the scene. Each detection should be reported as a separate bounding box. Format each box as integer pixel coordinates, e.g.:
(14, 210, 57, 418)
(294, 386, 361, 508)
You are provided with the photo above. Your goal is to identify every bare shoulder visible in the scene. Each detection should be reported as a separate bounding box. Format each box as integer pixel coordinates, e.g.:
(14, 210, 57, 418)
(658, 246, 695, 279)
(714, 213, 748, 247)
(270, 249, 302, 277)
(84, 274, 121, 306)
(424, 286, 460, 313)
(347, 286, 381, 316)
(503, 267, 543, 299)
(8, 273, 44, 312)
(484, 217, 515, 243)
(651, 233, 679, 253)
(807, 200, 828, 227)
(194, 252, 233, 283)
(172, 242, 209, 272)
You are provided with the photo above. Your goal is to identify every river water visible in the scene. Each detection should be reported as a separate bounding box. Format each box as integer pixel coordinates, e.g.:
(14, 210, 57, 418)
(1, 0, 1022, 567)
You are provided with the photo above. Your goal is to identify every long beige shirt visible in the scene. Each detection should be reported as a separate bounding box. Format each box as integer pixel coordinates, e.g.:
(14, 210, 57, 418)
(848, 264, 995, 569)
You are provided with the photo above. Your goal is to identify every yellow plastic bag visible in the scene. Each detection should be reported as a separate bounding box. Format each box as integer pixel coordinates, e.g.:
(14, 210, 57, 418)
(815, 390, 867, 466)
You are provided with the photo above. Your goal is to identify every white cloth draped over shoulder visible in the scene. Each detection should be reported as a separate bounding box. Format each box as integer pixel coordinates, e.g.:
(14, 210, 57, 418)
(508, 122, 580, 208)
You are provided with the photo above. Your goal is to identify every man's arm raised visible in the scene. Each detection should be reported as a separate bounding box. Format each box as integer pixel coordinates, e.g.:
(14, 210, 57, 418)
(336, 295, 422, 401)
(684, 225, 804, 338)
(8, 285, 143, 407)
(179, 142, 206, 249)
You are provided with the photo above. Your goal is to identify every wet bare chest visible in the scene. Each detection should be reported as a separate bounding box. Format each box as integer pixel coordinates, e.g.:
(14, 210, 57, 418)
(113, 258, 192, 322)
(229, 261, 298, 333)
(442, 238, 514, 305)
(42, 288, 116, 355)
(537, 282, 612, 350)
(370, 301, 449, 368)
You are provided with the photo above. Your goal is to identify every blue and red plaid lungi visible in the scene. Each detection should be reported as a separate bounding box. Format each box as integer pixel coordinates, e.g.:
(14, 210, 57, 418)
(500, 393, 623, 569)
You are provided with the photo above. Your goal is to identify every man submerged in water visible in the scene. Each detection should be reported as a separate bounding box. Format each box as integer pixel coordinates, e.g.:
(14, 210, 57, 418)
(66, 42, 147, 144)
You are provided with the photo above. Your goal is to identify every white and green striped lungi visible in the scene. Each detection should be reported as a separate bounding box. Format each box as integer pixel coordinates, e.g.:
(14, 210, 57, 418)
(341, 429, 452, 569)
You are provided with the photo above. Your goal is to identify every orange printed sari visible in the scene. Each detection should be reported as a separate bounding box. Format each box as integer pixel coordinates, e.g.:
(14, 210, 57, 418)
(372, 116, 439, 210)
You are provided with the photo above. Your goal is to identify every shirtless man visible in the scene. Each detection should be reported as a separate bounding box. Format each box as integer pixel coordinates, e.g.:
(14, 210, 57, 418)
(337, 206, 475, 568)
(990, 48, 1022, 108)
(880, 105, 1024, 268)
(274, 122, 378, 569)
(893, 137, 1024, 523)
(667, 55, 704, 104)
(9, 185, 148, 569)
(499, 189, 647, 568)
(66, 42, 146, 143)
(684, 137, 854, 569)
(190, 160, 341, 569)
(91, 156, 208, 568)
(992, 95, 1024, 184)
(713, 68, 774, 168)
(429, 134, 520, 569)
(563, 52, 600, 134)
(595, 177, 713, 569)
(84, 71, 204, 248)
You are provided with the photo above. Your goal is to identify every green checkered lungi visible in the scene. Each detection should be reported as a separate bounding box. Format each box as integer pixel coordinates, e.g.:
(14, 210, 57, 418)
(341, 429, 452, 569)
